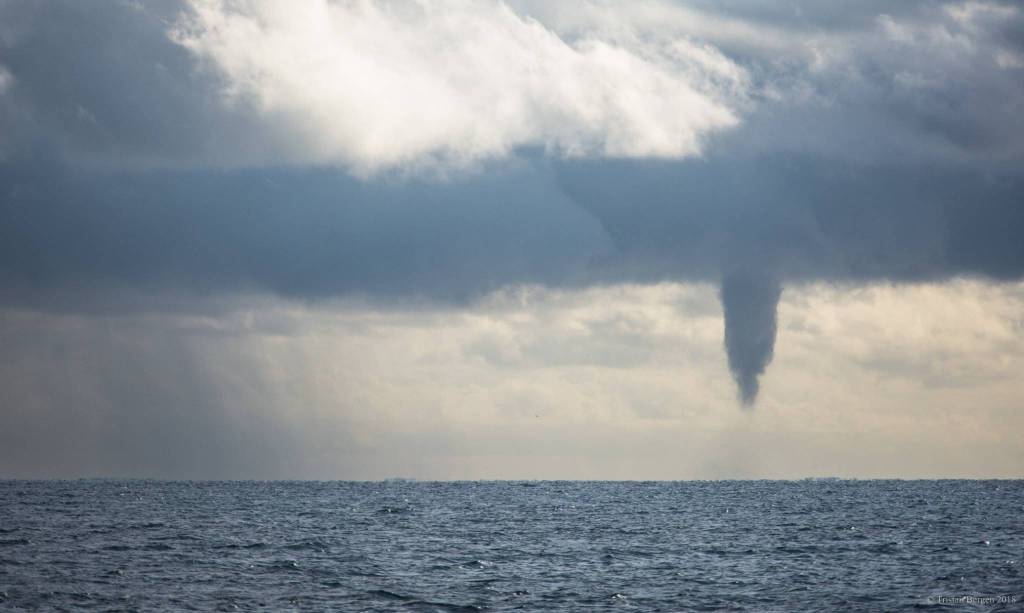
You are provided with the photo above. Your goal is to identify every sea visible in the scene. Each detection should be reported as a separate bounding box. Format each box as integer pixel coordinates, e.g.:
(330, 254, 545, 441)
(0, 480, 1021, 611)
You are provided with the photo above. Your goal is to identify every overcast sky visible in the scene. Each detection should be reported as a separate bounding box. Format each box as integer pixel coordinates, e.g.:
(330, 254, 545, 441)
(1, 0, 1022, 478)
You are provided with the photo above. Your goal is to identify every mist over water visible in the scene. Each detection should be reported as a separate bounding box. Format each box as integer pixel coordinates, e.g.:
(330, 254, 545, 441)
(1, 480, 1021, 611)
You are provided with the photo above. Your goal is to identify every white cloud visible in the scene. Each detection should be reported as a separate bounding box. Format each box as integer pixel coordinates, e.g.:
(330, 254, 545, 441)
(173, 0, 743, 174)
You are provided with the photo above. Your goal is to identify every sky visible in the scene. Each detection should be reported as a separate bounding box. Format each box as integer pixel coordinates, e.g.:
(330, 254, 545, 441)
(1, 0, 1022, 479)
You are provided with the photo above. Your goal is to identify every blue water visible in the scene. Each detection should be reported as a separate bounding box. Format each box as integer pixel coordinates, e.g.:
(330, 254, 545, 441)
(1, 480, 1021, 611)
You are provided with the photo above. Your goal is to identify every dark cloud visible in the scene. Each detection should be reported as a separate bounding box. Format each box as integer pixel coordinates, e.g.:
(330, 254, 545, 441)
(0, 160, 610, 307)
(0, 0, 272, 166)
(7, 154, 1016, 306)
(555, 156, 1024, 284)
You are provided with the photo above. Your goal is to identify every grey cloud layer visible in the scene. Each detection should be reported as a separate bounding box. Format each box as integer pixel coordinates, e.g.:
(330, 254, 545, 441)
(1, 0, 1023, 403)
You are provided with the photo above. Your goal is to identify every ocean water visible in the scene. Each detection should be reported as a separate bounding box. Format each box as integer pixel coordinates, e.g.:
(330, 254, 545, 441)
(0, 480, 1021, 611)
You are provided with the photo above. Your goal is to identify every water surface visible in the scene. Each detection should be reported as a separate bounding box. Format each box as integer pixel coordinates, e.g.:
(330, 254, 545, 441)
(1, 480, 1021, 610)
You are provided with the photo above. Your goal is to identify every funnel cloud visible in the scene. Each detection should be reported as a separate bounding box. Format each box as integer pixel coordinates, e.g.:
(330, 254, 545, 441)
(720, 273, 782, 405)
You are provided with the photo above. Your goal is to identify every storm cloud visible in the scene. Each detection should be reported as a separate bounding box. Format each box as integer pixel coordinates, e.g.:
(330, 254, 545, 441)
(1, 0, 1023, 413)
